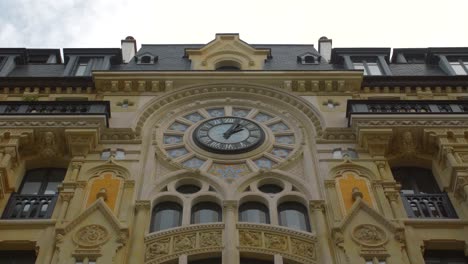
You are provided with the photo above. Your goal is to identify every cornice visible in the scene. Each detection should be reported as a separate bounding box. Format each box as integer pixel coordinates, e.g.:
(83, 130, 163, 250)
(0, 219, 56, 229)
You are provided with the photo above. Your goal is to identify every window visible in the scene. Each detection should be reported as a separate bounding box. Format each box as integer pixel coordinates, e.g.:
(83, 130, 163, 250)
(151, 202, 182, 232)
(191, 202, 222, 224)
(75, 57, 90, 76)
(304, 56, 315, 64)
(0, 251, 36, 264)
(141, 56, 151, 64)
(365, 258, 386, 264)
(115, 149, 125, 160)
(176, 185, 201, 194)
(189, 257, 222, 264)
(239, 202, 270, 224)
(2, 168, 65, 219)
(258, 184, 283, 194)
(449, 60, 468, 75)
(278, 202, 311, 232)
(353, 60, 382, 75)
(424, 250, 468, 264)
(215, 60, 241, 71)
(392, 167, 457, 218)
(333, 148, 358, 159)
(76, 260, 96, 264)
(101, 149, 111, 160)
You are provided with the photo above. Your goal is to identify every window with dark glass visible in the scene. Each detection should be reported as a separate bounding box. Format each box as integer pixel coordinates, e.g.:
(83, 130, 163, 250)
(191, 202, 222, 224)
(189, 257, 222, 264)
(151, 202, 182, 232)
(353, 57, 382, 75)
(239, 202, 270, 224)
(2, 168, 65, 219)
(424, 250, 468, 264)
(176, 184, 201, 194)
(392, 167, 457, 218)
(141, 56, 151, 64)
(0, 250, 36, 264)
(278, 202, 310, 232)
(258, 184, 283, 194)
(215, 60, 241, 71)
(304, 56, 315, 64)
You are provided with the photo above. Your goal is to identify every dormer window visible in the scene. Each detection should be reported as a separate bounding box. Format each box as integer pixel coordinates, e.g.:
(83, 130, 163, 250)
(297, 52, 320, 64)
(215, 60, 241, 71)
(136, 53, 156, 64)
(448, 58, 468, 75)
(352, 58, 382, 76)
(75, 57, 89, 76)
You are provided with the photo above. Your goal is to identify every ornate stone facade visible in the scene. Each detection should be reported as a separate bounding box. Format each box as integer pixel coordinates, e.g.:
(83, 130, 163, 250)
(0, 34, 467, 264)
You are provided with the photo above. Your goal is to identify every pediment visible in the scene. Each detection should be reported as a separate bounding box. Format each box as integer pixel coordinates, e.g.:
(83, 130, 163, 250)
(185, 33, 271, 70)
(60, 199, 127, 236)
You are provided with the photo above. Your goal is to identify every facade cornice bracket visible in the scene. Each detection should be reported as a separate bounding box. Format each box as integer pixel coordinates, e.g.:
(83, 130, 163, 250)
(357, 128, 393, 157)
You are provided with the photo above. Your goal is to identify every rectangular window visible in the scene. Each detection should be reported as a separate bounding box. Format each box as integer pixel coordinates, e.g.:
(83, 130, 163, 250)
(450, 61, 468, 75)
(0, 250, 36, 263)
(75, 57, 90, 76)
(353, 61, 382, 75)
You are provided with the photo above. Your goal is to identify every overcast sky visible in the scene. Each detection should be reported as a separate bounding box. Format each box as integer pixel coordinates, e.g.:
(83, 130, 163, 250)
(1, 0, 468, 50)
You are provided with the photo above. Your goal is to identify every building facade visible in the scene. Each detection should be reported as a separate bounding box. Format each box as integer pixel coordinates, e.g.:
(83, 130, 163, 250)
(0, 34, 468, 264)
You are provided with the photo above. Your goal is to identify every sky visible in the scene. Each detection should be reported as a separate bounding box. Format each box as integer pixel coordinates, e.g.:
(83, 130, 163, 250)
(1, 0, 468, 50)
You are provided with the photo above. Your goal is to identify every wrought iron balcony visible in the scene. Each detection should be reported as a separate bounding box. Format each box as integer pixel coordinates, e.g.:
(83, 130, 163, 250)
(0, 101, 111, 126)
(401, 193, 458, 219)
(1, 193, 58, 219)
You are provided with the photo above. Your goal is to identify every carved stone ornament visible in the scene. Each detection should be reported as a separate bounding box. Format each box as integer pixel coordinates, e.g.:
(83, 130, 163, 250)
(199, 231, 222, 248)
(173, 234, 196, 252)
(264, 233, 288, 252)
(239, 230, 262, 247)
(73, 224, 109, 248)
(39, 131, 59, 158)
(291, 238, 316, 259)
(352, 224, 387, 247)
(145, 238, 170, 260)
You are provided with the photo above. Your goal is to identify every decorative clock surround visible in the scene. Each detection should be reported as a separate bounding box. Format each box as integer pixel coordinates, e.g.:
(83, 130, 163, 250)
(157, 102, 302, 179)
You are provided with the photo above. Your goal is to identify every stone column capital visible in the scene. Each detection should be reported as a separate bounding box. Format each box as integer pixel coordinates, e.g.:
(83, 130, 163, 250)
(309, 200, 325, 211)
(60, 192, 74, 202)
(135, 200, 151, 211)
(223, 200, 238, 209)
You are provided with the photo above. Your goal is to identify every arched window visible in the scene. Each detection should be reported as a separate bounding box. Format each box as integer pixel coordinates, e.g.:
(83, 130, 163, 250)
(191, 202, 222, 224)
(239, 202, 270, 224)
(141, 56, 151, 64)
(304, 56, 315, 64)
(151, 202, 182, 232)
(278, 202, 310, 232)
(215, 60, 241, 71)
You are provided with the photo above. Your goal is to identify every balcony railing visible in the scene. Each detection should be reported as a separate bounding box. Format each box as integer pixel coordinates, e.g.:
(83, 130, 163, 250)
(1, 193, 58, 219)
(346, 100, 468, 126)
(401, 193, 458, 219)
(0, 101, 111, 126)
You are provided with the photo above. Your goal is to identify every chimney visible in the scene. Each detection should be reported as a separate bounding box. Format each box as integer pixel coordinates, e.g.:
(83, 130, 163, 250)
(318, 36, 332, 62)
(121, 36, 137, 63)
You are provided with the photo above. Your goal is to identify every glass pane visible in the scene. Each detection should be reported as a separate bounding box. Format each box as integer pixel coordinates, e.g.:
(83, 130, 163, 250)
(75, 63, 87, 76)
(20, 173, 43, 195)
(239, 202, 270, 224)
(191, 202, 221, 224)
(258, 184, 283, 194)
(450, 62, 467, 75)
(152, 202, 182, 231)
(278, 202, 310, 231)
(176, 185, 201, 194)
(353, 63, 368, 75)
(367, 62, 382, 75)
(44, 181, 60, 194)
(332, 149, 342, 159)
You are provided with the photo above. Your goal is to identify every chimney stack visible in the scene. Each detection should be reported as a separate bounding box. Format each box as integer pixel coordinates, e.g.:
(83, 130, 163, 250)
(121, 36, 137, 63)
(318, 36, 332, 62)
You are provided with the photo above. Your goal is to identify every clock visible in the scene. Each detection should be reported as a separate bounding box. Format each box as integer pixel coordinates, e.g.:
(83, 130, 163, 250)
(193, 117, 265, 154)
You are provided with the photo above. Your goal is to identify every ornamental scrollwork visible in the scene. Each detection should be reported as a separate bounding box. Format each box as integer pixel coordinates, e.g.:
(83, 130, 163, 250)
(173, 234, 196, 252)
(239, 230, 262, 247)
(264, 233, 288, 252)
(352, 224, 387, 247)
(199, 231, 222, 248)
(291, 238, 316, 259)
(73, 224, 109, 248)
(145, 238, 170, 259)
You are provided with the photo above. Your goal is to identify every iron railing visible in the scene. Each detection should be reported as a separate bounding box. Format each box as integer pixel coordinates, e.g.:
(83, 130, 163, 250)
(0, 101, 111, 126)
(401, 193, 457, 219)
(1, 193, 58, 219)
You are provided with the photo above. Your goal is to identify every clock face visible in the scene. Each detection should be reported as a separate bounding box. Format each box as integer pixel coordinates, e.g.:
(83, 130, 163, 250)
(193, 117, 265, 154)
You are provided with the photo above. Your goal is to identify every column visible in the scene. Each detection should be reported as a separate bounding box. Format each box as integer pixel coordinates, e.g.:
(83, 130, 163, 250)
(223, 200, 239, 264)
(375, 161, 389, 180)
(274, 254, 283, 264)
(404, 227, 425, 264)
(118, 181, 135, 222)
(127, 200, 150, 264)
(464, 184, 468, 201)
(179, 254, 188, 264)
(386, 191, 404, 219)
(67, 181, 86, 220)
(58, 192, 73, 224)
(69, 162, 82, 181)
(309, 201, 333, 264)
(444, 147, 457, 167)
(373, 183, 393, 219)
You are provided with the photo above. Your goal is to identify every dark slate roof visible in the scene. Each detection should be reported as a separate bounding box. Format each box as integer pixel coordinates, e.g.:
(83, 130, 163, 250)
(388, 63, 446, 76)
(8, 64, 66, 77)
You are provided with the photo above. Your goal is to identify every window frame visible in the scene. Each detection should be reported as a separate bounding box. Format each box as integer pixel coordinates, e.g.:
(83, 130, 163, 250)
(191, 202, 222, 224)
(18, 168, 66, 195)
(238, 202, 270, 224)
(150, 202, 183, 232)
(277, 202, 311, 232)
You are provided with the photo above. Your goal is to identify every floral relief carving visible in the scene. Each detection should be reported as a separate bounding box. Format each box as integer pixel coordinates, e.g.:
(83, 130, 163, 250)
(239, 230, 262, 247)
(145, 238, 170, 260)
(73, 224, 109, 247)
(173, 234, 196, 252)
(291, 238, 316, 259)
(352, 224, 387, 247)
(264, 233, 288, 252)
(199, 231, 222, 248)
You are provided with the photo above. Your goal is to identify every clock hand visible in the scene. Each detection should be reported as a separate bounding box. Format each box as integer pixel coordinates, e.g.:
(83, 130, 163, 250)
(223, 119, 241, 139)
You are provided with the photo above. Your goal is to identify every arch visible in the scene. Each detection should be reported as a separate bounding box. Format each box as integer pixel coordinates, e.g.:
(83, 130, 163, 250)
(134, 83, 325, 140)
(85, 161, 131, 181)
(328, 160, 376, 180)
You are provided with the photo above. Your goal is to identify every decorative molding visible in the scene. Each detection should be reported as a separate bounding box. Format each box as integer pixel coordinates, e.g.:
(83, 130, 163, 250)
(351, 224, 388, 247)
(135, 200, 151, 211)
(309, 200, 326, 212)
(73, 224, 109, 248)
